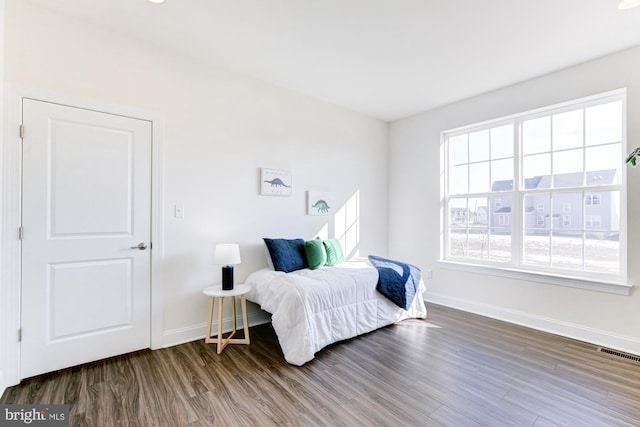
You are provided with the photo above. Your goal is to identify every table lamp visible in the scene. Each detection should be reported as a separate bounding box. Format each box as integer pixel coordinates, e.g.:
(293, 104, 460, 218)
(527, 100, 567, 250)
(214, 243, 241, 290)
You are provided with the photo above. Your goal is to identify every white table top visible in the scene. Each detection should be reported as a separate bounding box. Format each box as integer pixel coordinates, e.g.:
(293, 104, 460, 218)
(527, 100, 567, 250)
(203, 284, 251, 297)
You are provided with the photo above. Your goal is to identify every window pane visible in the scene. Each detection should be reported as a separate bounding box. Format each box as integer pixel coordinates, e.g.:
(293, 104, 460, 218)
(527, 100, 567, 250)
(449, 134, 468, 165)
(449, 165, 468, 194)
(524, 231, 550, 267)
(552, 149, 583, 188)
(469, 197, 488, 225)
(553, 110, 583, 151)
(553, 192, 582, 231)
(467, 229, 489, 260)
(585, 144, 621, 186)
(489, 231, 511, 262)
(523, 153, 550, 189)
(585, 214, 602, 229)
(585, 101, 622, 146)
(491, 158, 513, 192)
(523, 116, 551, 155)
(585, 232, 620, 274)
(610, 191, 621, 231)
(491, 124, 513, 159)
(469, 130, 490, 162)
(448, 229, 467, 258)
(551, 231, 583, 270)
(584, 191, 619, 231)
(525, 193, 550, 229)
(469, 162, 490, 193)
(490, 195, 511, 229)
(449, 198, 467, 226)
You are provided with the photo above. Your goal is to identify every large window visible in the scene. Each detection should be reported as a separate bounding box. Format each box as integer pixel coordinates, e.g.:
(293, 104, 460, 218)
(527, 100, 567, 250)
(443, 91, 625, 280)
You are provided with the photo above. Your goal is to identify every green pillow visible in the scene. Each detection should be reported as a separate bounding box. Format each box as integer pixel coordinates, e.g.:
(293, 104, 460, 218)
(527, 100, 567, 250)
(323, 238, 344, 266)
(305, 239, 327, 269)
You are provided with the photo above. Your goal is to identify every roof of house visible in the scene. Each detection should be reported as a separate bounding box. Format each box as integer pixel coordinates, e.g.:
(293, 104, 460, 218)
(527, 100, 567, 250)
(492, 175, 542, 192)
(491, 169, 617, 192)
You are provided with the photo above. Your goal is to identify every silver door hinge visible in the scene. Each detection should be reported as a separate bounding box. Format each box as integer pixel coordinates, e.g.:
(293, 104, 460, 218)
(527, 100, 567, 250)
(17, 329, 22, 342)
(19, 124, 24, 139)
(18, 227, 23, 240)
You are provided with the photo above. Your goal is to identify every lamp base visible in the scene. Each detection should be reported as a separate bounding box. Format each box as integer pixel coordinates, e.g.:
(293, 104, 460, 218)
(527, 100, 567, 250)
(222, 266, 234, 290)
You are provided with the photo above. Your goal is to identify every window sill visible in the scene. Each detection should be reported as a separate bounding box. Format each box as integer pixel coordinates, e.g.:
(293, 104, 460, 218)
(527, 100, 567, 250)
(437, 260, 632, 296)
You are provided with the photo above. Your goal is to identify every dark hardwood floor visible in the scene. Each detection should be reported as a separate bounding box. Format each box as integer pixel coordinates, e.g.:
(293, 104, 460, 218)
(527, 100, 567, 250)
(2, 304, 639, 426)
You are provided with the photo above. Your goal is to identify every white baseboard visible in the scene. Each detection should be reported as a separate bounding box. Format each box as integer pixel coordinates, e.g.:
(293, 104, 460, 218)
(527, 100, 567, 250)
(162, 310, 272, 348)
(425, 293, 640, 356)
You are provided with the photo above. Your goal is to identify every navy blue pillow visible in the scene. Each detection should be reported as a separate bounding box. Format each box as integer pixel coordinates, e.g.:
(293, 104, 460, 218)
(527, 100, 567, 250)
(263, 238, 307, 273)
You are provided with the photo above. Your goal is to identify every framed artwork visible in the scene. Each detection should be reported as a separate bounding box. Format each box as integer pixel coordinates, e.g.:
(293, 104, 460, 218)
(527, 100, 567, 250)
(261, 168, 292, 196)
(307, 191, 334, 216)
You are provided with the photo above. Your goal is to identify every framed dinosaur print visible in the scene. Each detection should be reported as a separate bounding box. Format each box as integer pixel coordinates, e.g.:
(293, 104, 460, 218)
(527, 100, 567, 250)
(307, 191, 334, 216)
(261, 168, 292, 196)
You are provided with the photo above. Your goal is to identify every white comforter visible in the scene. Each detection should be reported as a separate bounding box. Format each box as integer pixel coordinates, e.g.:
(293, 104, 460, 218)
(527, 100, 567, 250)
(245, 258, 427, 366)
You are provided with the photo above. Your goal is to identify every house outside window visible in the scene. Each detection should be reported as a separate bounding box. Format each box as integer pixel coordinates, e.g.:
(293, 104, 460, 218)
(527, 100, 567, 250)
(586, 215, 602, 228)
(443, 90, 625, 280)
(498, 215, 510, 226)
(586, 194, 601, 205)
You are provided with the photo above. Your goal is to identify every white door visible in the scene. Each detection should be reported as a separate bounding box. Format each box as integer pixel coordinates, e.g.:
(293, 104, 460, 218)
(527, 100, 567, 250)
(20, 99, 152, 378)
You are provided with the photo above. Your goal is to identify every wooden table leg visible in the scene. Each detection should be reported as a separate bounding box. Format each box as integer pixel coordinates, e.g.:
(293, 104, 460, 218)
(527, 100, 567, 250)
(240, 295, 250, 345)
(227, 295, 250, 345)
(231, 296, 237, 333)
(217, 296, 224, 353)
(204, 297, 215, 344)
(204, 293, 250, 352)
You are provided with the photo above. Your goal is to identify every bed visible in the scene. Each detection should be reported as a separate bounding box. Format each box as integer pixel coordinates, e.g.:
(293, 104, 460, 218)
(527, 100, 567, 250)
(245, 252, 428, 366)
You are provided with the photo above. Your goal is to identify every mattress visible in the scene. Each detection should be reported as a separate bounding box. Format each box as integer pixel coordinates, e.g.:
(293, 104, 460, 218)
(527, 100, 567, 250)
(245, 257, 427, 365)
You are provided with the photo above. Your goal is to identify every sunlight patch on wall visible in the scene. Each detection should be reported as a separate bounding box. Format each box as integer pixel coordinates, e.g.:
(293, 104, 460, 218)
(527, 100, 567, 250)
(335, 191, 360, 259)
(313, 223, 329, 240)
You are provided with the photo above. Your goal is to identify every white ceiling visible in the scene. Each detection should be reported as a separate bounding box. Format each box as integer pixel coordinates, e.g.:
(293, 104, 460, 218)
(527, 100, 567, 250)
(24, 0, 640, 121)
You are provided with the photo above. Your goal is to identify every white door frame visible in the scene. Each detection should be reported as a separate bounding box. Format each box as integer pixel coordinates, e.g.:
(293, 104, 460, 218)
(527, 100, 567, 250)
(1, 84, 164, 386)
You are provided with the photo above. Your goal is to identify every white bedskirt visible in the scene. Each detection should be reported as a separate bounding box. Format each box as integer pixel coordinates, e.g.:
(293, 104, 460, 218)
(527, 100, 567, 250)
(245, 258, 428, 365)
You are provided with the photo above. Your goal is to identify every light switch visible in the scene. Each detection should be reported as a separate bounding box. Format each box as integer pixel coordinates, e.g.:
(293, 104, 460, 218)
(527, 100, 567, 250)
(174, 204, 185, 218)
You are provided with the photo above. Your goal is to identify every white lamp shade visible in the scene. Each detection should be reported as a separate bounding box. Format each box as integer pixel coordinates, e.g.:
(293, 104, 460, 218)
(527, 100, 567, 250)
(214, 243, 241, 265)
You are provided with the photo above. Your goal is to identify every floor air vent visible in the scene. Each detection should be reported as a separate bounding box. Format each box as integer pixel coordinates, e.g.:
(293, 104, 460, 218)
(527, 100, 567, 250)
(598, 347, 640, 363)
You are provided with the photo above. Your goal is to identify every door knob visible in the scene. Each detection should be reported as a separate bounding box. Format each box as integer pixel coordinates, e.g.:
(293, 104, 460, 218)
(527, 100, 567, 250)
(131, 242, 148, 250)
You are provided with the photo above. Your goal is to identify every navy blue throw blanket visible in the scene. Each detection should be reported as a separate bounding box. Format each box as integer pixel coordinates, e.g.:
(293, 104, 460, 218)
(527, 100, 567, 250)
(368, 255, 421, 310)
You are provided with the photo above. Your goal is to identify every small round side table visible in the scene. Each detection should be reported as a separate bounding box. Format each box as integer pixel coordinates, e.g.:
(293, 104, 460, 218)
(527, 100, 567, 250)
(202, 284, 251, 354)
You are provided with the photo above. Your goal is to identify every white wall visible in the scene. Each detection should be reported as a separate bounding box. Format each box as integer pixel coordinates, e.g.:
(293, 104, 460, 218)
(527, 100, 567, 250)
(389, 46, 640, 354)
(2, 0, 389, 350)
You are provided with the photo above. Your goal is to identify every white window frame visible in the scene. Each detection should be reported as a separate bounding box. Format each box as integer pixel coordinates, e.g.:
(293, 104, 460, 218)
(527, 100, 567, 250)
(441, 89, 629, 295)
